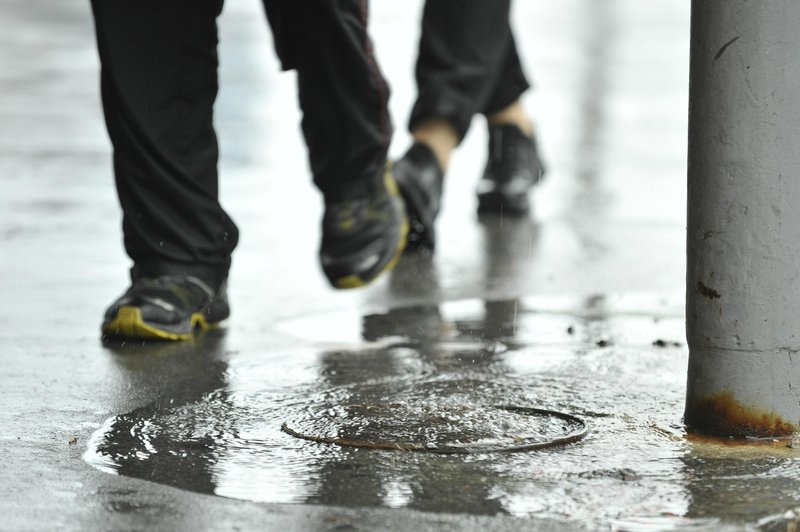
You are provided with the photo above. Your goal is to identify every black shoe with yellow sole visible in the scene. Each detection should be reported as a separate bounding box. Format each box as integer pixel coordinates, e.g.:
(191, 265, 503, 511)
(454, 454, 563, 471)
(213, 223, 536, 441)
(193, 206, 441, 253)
(319, 168, 408, 289)
(101, 275, 229, 341)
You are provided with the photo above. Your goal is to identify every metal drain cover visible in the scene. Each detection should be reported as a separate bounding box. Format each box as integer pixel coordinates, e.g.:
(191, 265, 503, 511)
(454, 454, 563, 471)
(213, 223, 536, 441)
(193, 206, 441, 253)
(282, 403, 587, 453)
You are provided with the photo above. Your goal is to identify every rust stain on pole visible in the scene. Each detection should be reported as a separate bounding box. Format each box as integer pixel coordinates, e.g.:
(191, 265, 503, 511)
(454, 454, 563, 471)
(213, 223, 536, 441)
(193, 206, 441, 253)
(696, 281, 721, 300)
(685, 390, 797, 438)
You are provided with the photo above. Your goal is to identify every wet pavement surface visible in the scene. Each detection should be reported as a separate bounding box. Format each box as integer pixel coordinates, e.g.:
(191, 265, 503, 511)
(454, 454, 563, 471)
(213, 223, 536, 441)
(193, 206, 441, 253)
(4, 1, 800, 531)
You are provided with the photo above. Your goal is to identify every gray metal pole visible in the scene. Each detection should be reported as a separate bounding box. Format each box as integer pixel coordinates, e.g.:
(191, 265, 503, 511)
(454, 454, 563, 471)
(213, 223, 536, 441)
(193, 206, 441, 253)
(686, 0, 800, 438)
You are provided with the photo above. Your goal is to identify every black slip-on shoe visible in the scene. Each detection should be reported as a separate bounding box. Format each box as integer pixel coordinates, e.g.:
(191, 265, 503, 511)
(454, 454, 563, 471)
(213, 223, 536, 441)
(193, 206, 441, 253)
(101, 275, 229, 341)
(477, 124, 546, 214)
(392, 143, 444, 252)
(319, 168, 408, 289)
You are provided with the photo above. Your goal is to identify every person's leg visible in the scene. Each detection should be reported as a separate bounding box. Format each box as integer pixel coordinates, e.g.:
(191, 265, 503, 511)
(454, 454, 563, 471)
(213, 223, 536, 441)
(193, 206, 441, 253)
(92, 0, 236, 339)
(481, 33, 532, 134)
(264, 0, 407, 288)
(408, 0, 515, 170)
(265, 0, 391, 199)
(395, 0, 516, 251)
(477, 33, 546, 214)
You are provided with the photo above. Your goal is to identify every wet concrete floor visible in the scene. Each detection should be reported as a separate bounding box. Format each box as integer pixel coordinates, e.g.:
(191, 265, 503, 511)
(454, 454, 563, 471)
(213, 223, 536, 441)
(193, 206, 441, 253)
(3, 0, 800, 531)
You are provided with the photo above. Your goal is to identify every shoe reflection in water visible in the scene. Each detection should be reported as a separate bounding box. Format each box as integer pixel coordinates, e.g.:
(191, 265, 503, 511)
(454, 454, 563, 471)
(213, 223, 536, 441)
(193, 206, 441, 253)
(93, 331, 232, 494)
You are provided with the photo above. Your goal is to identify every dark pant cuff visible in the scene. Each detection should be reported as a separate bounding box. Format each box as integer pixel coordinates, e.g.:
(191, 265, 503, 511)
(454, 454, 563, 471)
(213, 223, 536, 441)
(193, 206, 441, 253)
(130, 260, 229, 292)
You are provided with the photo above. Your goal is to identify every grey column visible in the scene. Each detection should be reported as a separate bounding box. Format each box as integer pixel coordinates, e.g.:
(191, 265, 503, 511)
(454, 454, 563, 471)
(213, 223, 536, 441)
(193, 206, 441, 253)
(686, 0, 800, 437)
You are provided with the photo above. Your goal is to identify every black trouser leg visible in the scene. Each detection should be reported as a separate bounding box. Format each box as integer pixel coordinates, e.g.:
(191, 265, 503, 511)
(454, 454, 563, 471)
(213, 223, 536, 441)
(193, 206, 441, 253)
(409, 0, 530, 142)
(91, 0, 237, 289)
(264, 0, 392, 201)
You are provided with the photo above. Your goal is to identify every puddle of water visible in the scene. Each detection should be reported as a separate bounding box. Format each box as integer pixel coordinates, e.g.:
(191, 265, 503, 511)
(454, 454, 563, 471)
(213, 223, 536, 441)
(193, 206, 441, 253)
(85, 297, 800, 530)
(281, 380, 587, 453)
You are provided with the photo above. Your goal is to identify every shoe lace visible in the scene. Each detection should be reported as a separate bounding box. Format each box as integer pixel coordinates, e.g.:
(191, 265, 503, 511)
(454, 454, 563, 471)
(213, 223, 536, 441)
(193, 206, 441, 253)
(137, 275, 214, 307)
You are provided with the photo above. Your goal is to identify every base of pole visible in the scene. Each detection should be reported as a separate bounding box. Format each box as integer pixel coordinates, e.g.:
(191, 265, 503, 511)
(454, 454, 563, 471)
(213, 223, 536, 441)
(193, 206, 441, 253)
(685, 348, 800, 437)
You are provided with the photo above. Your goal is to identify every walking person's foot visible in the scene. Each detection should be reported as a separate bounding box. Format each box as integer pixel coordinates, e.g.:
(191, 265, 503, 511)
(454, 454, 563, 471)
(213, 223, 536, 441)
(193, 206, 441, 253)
(101, 275, 230, 341)
(392, 143, 444, 252)
(476, 124, 546, 214)
(319, 168, 408, 288)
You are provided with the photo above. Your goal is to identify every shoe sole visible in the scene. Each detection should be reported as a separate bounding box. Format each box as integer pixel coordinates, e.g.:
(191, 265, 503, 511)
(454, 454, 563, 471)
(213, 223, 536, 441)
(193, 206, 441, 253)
(477, 192, 531, 215)
(101, 306, 214, 341)
(331, 171, 409, 289)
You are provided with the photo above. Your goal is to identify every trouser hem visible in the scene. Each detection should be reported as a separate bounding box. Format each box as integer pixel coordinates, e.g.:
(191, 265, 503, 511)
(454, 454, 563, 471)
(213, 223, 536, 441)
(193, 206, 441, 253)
(130, 260, 230, 292)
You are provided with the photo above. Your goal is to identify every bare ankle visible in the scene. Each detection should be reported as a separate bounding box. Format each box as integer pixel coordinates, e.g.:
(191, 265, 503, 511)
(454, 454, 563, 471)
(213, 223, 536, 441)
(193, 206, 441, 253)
(487, 101, 533, 137)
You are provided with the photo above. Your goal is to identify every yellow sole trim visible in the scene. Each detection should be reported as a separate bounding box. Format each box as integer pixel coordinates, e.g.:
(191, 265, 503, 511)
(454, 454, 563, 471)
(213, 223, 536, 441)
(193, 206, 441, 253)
(102, 306, 210, 341)
(335, 275, 367, 289)
(384, 162, 400, 197)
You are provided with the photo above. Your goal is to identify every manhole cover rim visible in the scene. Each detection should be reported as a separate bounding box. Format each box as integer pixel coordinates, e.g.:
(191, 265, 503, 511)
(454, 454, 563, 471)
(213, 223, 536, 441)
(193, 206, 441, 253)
(282, 405, 588, 454)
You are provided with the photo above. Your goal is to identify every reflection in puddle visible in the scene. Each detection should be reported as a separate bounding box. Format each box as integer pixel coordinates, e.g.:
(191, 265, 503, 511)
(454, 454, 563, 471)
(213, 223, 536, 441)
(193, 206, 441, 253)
(85, 297, 800, 529)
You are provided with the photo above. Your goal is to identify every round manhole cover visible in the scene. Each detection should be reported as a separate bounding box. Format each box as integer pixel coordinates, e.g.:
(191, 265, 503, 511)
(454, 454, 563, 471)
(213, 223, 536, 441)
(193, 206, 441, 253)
(282, 402, 587, 453)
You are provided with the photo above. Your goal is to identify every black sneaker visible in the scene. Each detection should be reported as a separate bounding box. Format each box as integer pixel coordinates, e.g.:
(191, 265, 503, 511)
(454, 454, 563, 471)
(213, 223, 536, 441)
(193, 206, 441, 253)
(477, 124, 546, 214)
(392, 143, 444, 252)
(319, 168, 408, 289)
(101, 275, 230, 341)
